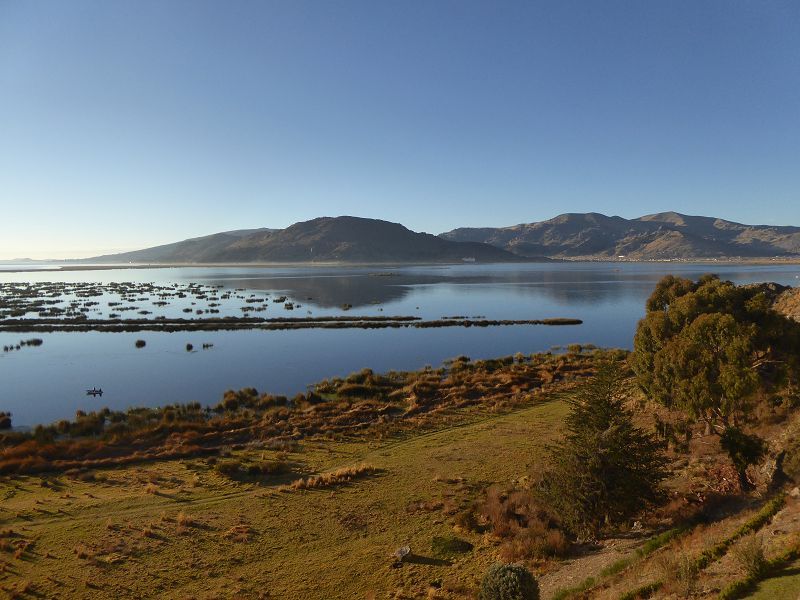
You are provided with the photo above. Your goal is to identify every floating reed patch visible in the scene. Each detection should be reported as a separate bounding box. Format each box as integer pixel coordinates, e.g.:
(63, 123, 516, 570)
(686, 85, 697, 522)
(0, 315, 581, 333)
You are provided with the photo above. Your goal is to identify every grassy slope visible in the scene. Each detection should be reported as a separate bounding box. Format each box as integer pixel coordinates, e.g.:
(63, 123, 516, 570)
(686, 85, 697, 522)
(747, 559, 800, 599)
(0, 400, 568, 599)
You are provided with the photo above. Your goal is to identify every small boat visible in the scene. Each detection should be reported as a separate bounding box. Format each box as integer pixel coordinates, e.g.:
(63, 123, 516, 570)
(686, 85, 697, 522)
(86, 388, 103, 397)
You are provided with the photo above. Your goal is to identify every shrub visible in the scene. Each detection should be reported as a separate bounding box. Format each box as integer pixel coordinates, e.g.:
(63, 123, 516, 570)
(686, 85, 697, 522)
(336, 383, 377, 398)
(480, 563, 540, 600)
(256, 459, 289, 476)
(498, 524, 569, 562)
(454, 504, 482, 532)
(784, 438, 800, 481)
(657, 546, 697, 598)
(215, 459, 241, 478)
(478, 487, 569, 559)
(732, 533, 767, 578)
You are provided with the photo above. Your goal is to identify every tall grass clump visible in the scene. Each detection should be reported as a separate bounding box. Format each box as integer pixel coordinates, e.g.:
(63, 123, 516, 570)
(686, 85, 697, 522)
(289, 464, 379, 490)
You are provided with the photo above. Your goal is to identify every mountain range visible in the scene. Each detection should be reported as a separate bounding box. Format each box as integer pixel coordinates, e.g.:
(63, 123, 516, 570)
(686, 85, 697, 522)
(86, 213, 800, 264)
(440, 212, 800, 259)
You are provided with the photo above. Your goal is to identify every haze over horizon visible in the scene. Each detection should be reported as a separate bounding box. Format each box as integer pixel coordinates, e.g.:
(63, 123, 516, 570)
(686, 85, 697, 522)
(2, 1, 799, 259)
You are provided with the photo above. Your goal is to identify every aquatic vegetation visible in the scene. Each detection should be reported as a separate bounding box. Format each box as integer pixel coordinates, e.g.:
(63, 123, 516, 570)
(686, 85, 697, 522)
(0, 349, 609, 475)
(0, 314, 581, 333)
(3, 338, 43, 352)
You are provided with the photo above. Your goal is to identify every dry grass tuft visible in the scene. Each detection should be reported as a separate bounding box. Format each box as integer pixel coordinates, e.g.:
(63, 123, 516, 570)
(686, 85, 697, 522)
(141, 525, 157, 538)
(656, 542, 698, 597)
(289, 464, 381, 490)
(224, 524, 255, 543)
(73, 544, 93, 560)
(474, 486, 570, 560)
(176, 511, 195, 527)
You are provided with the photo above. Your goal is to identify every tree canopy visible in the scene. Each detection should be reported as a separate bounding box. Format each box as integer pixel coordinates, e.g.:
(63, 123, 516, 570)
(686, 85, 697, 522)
(632, 274, 800, 486)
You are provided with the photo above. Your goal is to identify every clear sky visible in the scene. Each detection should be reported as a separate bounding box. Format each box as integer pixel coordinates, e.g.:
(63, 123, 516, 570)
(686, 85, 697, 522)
(1, 1, 798, 259)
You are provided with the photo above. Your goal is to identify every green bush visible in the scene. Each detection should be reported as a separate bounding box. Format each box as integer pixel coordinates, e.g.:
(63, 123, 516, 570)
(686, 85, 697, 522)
(783, 438, 800, 481)
(256, 459, 289, 476)
(215, 459, 241, 478)
(480, 563, 539, 600)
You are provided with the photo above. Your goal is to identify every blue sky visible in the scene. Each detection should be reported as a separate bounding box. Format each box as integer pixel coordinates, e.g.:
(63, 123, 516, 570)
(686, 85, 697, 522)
(1, 1, 798, 258)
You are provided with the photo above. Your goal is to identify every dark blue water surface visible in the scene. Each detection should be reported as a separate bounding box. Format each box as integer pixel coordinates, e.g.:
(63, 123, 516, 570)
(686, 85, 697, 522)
(2, 262, 798, 426)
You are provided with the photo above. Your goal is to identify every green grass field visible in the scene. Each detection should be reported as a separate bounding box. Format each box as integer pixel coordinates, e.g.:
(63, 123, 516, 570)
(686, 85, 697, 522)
(746, 559, 800, 600)
(0, 399, 569, 599)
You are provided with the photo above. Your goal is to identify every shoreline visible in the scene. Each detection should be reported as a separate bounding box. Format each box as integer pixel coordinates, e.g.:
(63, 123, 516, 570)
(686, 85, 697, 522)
(0, 348, 610, 472)
(4, 256, 800, 273)
(4, 260, 542, 273)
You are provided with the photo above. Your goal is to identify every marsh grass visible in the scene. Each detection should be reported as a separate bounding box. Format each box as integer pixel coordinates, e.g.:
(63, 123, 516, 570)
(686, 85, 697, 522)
(0, 350, 604, 476)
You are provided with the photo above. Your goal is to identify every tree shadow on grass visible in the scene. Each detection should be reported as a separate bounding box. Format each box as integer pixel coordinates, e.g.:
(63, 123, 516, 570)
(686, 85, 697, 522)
(401, 553, 452, 567)
(761, 564, 800, 581)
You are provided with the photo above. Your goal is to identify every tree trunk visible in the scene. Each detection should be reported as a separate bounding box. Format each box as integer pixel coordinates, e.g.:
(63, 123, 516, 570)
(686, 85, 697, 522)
(736, 466, 753, 491)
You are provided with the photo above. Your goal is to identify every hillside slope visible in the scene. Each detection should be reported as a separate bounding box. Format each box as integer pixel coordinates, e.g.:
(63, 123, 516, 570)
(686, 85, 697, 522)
(87, 229, 274, 263)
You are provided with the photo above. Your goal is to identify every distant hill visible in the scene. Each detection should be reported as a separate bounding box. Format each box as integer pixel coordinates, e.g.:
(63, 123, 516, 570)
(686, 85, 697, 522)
(87, 217, 527, 264)
(439, 212, 800, 259)
(87, 228, 276, 263)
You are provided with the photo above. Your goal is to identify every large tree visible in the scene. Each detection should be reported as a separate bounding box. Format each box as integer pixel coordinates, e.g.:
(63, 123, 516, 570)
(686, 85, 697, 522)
(633, 275, 800, 488)
(542, 362, 667, 539)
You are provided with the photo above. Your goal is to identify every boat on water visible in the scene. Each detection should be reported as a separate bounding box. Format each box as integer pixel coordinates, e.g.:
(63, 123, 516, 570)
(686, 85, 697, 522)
(86, 388, 103, 397)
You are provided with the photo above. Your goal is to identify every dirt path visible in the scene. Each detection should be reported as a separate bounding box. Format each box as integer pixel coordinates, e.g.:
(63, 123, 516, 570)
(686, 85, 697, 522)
(538, 535, 647, 598)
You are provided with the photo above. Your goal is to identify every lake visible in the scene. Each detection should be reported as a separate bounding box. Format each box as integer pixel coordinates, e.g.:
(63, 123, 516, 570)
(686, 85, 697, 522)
(2, 262, 799, 427)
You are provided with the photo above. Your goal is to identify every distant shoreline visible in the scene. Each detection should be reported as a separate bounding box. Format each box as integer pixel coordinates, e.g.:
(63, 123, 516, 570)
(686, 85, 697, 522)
(3, 256, 800, 273)
(0, 259, 544, 273)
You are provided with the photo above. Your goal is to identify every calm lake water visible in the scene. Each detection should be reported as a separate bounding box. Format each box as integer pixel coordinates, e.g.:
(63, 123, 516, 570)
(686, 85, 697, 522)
(2, 262, 799, 427)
